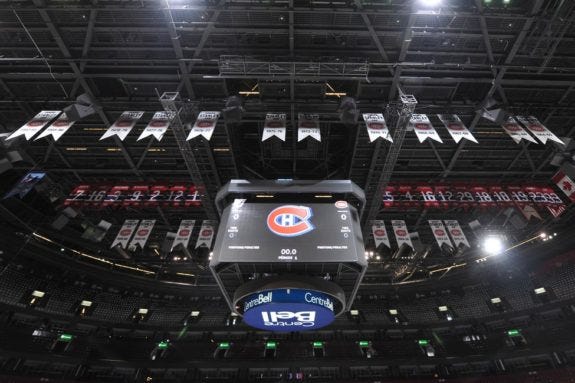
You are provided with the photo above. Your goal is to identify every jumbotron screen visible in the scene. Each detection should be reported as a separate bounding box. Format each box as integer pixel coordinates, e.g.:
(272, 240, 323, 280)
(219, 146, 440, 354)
(212, 200, 364, 263)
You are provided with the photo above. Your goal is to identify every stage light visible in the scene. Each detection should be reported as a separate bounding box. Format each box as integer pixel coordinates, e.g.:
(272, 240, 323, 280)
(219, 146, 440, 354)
(539, 233, 547, 238)
(483, 236, 504, 255)
(419, 0, 442, 7)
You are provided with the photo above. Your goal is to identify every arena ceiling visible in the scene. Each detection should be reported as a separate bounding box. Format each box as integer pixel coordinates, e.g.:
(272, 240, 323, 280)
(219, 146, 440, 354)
(0, 0, 574, 276)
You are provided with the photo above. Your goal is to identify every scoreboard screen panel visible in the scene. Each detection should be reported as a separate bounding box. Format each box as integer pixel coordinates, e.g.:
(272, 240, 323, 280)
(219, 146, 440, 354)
(213, 201, 364, 263)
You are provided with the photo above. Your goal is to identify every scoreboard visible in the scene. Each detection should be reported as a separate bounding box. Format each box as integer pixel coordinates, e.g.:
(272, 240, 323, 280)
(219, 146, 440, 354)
(212, 200, 364, 264)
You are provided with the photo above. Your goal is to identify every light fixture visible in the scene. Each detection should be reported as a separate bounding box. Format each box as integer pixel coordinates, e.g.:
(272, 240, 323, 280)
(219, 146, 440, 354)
(539, 233, 547, 238)
(483, 236, 504, 255)
(419, 0, 442, 7)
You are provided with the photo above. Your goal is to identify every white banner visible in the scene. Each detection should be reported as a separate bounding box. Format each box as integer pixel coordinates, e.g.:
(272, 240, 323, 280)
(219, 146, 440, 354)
(444, 220, 470, 248)
(409, 114, 442, 143)
(171, 219, 195, 251)
(195, 220, 216, 249)
(100, 111, 144, 141)
(34, 113, 75, 141)
(363, 113, 392, 143)
(297, 113, 321, 142)
(187, 111, 220, 141)
(516, 116, 564, 145)
(391, 220, 413, 249)
(428, 220, 453, 248)
(262, 113, 287, 141)
(138, 111, 171, 141)
(501, 117, 537, 144)
(111, 219, 139, 249)
(372, 220, 391, 249)
(8, 111, 61, 141)
(128, 219, 156, 250)
(518, 205, 542, 221)
(438, 114, 478, 144)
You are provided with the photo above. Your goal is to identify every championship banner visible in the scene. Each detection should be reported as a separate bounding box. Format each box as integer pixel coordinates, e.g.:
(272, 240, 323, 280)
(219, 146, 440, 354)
(187, 111, 220, 141)
(391, 220, 413, 249)
(428, 220, 453, 248)
(171, 219, 195, 251)
(501, 117, 537, 144)
(100, 111, 144, 141)
(518, 204, 542, 221)
(195, 220, 216, 249)
(409, 114, 442, 143)
(363, 113, 392, 143)
(444, 220, 470, 248)
(111, 219, 139, 249)
(7, 111, 61, 141)
(552, 170, 575, 203)
(262, 113, 287, 142)
(128, 219, 156, 250)
(438, 114, 478, 144)
(35, 113, 75, 141)
(516, 116, 564, 145)
(137, 111, 171, 141)
(547, 205, 566, 218)
(3, 171, 46, 199)
(297, 113, 321, 142)
(372, 220, 391, 249)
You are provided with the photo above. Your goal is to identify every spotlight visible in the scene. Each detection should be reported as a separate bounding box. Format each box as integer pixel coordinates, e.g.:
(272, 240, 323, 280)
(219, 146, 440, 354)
(483, 237, 504, 255)
(419, 0, 442, 7)
(539, 233, 547, 239)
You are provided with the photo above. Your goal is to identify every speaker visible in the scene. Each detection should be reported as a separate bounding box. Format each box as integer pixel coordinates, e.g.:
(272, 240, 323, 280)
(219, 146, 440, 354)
(51, 215, 69, 230)
(6, 151, 23, 163)
(338, 97, 359, 124)
(63, 93, 96, 122)
(481, 108, 509, 125)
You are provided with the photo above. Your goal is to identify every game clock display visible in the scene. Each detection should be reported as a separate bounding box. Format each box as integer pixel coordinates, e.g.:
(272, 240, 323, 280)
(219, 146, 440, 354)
(215, 201, 363, 263)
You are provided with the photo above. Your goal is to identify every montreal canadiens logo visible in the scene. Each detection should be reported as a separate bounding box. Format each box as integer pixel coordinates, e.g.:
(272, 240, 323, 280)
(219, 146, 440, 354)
(416, 123, 431, 130)
(434, 229, 446, 236)
(267, 205, 314, 237)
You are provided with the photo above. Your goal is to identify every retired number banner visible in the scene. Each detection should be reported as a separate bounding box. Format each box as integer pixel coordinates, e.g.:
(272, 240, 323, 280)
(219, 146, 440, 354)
(372, 220, 391, 249)
(409, 114, 442, 143)
(516, 116, 564, 145)
(262, 113, 287, 142)
(438, 114, 477, 144)
(297, 113, 321, 142)
(188, 111, 220, 141)
(196, 220, 216, 249)
(8, 111, 61, 141)
(100, 111, 144, 141)
(363, 113, 392, 143)
(138, 111, 171, 141)
(444, 220, 469, 248)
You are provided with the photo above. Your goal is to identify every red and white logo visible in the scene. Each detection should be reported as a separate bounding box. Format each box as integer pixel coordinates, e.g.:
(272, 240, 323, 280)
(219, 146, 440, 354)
(137, 229, 149, 236)
(28, 120, 44, 127)
(120, 229, 132, 236)
(395, 229, 407, 237)
(504, 124, 521, 132)
(335, 201, 348, 209)
(416, 123, 431, 130)
(196, 120, 212, 128)
(529, 125, 545, 132)
(201, 229, 212, 236)
(434, 229, 446, 236)
(450, 229, 462, 236)
(267, 205, 314, 237)
(179, 229, 191, 237)
(374, 229, 386, 237)
(115, 120, 132, 127)
(368, 122, 385, 130)
(448, 123, 464, 131)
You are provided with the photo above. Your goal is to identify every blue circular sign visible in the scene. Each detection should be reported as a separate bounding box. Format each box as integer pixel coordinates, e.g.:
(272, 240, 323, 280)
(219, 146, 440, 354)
(242, 289, 336, 332)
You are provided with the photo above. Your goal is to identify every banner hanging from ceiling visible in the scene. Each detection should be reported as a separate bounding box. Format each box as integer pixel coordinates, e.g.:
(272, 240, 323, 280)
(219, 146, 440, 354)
(438, 114, 478, 144)
(363, 113, 392, 143)
(137, 111, 171, 141)
(7, 111, 61, 141)
(444, 220, 469, 248)
(187, 111, 220, 141)
(35, 113, 75, 141)
(428, 220, 453, 248)
(262, 113, 287, 141)
(171, 220, 195, 251)
(409, 114, 442, 143)
(128, 219, 156, 250)
(297, 113, 321, 142)
(372, 220, 391, 249)
(501, 117, 537, 144)
(391, 220, 413, 249)
(111, 219, 139, 249)
(100, 111, 144, 141)
(516, 116, 564, 145)
(195, 220, 216, 249)
(552, 170, 575, 203)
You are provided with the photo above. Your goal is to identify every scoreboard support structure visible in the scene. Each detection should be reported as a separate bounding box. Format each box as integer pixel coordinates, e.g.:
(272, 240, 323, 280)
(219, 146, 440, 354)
(210, 180, 367, 328)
